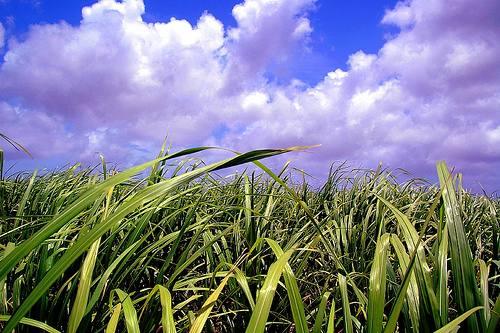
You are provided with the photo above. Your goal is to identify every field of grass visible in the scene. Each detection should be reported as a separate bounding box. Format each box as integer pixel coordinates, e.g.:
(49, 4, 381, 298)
(0, 146, 498, 332)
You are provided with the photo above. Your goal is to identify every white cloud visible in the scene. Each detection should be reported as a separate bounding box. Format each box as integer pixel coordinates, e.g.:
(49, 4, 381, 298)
(0, 0, 499, 190)
(241, 91, 269, 110)
(381, 1, 415, 28)
(224, 0, 316, 92)
(0, 0, 312, 159)
(218, 0, 500, 187)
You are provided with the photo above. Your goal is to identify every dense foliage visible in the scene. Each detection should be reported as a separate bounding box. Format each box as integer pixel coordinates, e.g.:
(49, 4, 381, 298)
(0, 147, 498, 332)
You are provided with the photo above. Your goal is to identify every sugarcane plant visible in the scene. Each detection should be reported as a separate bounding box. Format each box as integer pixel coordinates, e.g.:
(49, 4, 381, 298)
(0, 145, 498, 332)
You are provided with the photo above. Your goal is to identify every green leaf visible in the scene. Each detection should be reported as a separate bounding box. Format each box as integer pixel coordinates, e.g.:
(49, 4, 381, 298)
(436, 223, 449, 324)
(479, 259, 490, 323)
(367, 233, 390, 333)
(486, 296, 500, 333)
(67, 237, 101, 333)
(15, 169, 37, 224)
(266, 239, 309, 333)
(434, 306, 483, 333)
(326, 295, 336, 333)
(0, 315, 61, 333)
(384, 235, 419, 333)
(115, 289, 140, 333)
(245, 248, 295, 333)
(339, 273, 353, 333)
(105, 303, 122, 333)
(313, 291, 331, 333)
(68, 185, 112, 333)
(85, 240, 142, 315)
(189, 272, 232, 333)
(226, 264, 255, 310)
(158, 286, 176, 333)
(437, 161, 484, 332)
(376, 195, 440, 327)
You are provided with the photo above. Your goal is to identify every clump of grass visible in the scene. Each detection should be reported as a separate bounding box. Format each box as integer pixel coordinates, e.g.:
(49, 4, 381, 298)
(0, 147, 498, 332)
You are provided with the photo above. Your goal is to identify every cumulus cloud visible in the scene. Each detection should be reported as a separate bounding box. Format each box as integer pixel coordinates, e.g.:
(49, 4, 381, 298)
(0, 102, 75, 158)
(219, 0, 500, 188)
(0, 0, 499, 190)
(224, 0, 315, 92)
(0, 0, 228, 157)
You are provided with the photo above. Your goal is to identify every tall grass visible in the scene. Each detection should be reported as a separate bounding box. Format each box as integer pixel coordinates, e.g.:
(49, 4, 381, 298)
(0, 147, 498, 332)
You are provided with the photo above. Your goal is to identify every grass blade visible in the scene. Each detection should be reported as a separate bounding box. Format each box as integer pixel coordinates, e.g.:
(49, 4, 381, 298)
(437, 161, 484, 332)
(246, 248, 295, 333)
(115, 289, 140, 333)
(189, 272, 232, 333)
(367, 233, 390, 333)
(0, 315, 61, 333)
(326, 295, 336, 333)
(434, 306, 483, 333)
(479, 259, 490, 323)
(339, 273, 353, 333)
(15, 169, 37, 226)
(158, 286, 176, 333)
(376, 195, 440, 327)
(313, 291, 331, 333)
(384, 234, 419, 333)
(105, 303, 122, 333)
(266, 239, 309, 333)
(68, 188, 113, 333)
(67, 237, 101, 333)
(486, 296, 500, 333)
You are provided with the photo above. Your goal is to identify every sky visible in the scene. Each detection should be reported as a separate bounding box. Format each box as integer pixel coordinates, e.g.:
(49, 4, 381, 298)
(0, 0, 499, 192)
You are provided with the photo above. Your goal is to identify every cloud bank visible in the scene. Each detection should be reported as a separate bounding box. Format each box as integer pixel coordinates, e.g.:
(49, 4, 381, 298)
(0, 0, 499, 191)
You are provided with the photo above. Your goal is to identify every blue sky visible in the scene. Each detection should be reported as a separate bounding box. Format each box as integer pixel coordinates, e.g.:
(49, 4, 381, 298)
(1, 0, 499, 192)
